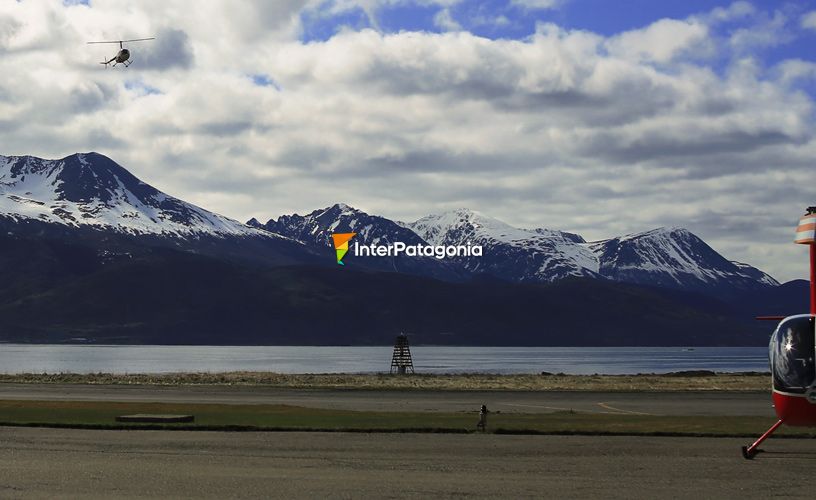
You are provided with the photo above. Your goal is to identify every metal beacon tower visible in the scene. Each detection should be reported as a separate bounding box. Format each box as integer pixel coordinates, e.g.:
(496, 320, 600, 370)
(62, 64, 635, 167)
(742, 207, 816, 459)
(390, 334, 415, 375)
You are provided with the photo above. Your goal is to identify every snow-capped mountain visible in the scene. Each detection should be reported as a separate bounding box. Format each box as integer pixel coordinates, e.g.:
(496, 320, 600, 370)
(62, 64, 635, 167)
(255, 204, 778, 293)
(406, 208, 599, 282)
(254, 203, 465, 280)
(0, 153, 320, 269)
(589, 227, 778, 293)
(0, 153, 778, 295)
(0, 153, 265, 238)
(260, 203, 423, 248)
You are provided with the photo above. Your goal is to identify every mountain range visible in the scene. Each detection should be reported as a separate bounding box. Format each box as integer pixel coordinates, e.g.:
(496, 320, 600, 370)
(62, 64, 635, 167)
(0, 152, 804, 346)
(251, 204, 777, 297)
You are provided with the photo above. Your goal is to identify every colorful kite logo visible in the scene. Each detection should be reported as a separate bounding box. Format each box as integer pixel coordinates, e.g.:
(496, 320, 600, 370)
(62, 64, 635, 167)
(331, 232, 357, 265)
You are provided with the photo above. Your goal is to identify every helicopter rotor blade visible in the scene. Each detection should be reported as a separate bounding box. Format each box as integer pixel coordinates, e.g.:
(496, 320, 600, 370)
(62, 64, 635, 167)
(86, 38, 155, 44)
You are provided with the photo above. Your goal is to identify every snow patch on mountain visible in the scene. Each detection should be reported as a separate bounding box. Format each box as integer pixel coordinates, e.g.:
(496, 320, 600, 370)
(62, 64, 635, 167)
(407, 208, 599, 281)
(588, 227, 776, 292)
(731, 261, 780, 287)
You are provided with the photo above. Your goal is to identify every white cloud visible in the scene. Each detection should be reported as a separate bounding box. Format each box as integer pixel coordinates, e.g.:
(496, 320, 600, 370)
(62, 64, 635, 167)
(433, 8, 461, 31)
(702, 1, 755, 23)
(728, 10, 792, 52)
(0, 1, 814, 283)
(605, 18, 709, 64)
(315, 0, 464, 30)
(802, 10, 816, 30)
(775, 59, 816, 85)
(510, 0, 562, 10)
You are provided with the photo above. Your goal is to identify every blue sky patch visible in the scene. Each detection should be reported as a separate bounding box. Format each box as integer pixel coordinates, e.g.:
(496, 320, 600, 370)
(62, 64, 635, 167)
(124, 80, 161, 96)
(250, 74, 282, 91)
(301, 2, 373, 42)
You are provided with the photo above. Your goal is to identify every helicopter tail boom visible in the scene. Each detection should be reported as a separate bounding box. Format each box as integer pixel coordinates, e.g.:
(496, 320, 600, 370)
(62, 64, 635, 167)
(795, 209, 816, 314)
(810, 244, 816, 315)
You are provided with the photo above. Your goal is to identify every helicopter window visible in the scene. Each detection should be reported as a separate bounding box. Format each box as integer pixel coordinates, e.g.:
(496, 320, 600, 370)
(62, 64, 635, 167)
(771, 316, 815, 393)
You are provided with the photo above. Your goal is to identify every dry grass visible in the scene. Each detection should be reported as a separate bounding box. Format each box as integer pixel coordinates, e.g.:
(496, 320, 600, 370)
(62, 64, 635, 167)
(0, 371, 770, 391)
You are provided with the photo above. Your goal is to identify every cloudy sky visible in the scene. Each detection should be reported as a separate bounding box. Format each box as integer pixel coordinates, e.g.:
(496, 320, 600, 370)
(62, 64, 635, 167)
(2, 0, 815, 281)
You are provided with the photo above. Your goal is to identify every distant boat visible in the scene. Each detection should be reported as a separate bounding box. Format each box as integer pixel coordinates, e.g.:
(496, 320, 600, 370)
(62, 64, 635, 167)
(682, 348, 696, 352)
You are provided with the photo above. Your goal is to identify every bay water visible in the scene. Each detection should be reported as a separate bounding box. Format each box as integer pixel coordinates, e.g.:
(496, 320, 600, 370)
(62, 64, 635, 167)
(0, 345, 768, 375)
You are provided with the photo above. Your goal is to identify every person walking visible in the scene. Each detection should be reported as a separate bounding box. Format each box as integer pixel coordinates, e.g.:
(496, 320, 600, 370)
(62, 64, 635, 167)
(477, 404, 489, 432)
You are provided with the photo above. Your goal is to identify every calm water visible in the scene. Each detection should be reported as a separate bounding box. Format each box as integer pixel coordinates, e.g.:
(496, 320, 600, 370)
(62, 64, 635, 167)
(0, 345, 769, 375)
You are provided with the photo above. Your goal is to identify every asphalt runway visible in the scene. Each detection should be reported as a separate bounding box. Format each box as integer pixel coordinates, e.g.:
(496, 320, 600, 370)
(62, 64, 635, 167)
(0, 383, 775, 416)
(0, 427, 811, 499)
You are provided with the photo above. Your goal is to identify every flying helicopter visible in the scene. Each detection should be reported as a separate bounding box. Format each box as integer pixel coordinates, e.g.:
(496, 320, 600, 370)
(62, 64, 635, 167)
(86, 38, 155, 68)
(742, 206, 816, 459)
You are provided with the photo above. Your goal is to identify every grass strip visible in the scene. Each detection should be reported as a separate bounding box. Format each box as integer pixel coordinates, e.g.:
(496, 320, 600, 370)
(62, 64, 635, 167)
(0, 399, 810, 439)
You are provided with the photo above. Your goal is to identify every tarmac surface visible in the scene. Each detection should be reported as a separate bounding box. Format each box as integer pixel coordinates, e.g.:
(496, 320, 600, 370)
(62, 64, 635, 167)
(0, 383, 776, 416)
(0, 426, 811, 499)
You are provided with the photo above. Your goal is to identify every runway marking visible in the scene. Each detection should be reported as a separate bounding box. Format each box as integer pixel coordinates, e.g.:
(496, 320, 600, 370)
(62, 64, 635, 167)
(596, 402, 656, 416)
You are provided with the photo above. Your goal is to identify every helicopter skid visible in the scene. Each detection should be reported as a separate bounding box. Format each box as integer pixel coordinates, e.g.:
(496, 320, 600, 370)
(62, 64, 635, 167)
(742, 392, 816, 459)
(742, 418, 784, 459)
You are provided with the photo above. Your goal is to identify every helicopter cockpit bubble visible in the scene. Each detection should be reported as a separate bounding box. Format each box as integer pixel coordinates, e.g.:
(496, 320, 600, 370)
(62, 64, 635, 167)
(770, 315, 816, 394)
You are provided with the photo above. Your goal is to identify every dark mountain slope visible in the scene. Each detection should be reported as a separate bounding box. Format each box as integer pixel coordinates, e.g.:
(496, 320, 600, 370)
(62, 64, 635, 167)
(0, 248, 769, 346)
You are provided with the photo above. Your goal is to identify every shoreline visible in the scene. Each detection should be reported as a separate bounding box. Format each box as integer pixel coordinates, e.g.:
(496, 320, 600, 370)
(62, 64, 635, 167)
(0, 371, 771, 391)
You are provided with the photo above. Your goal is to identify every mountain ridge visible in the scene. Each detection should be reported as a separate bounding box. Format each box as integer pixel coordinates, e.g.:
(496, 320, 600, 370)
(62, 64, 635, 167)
(260, 203, 777, 294)
(255, 203, 467, 281)
(0, 152, 321, 269)
(0, 152, 777, 295)
(0, 152, 273, 239)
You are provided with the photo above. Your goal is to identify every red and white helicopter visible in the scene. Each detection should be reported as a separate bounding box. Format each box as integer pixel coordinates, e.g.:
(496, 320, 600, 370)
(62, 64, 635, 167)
(743, 206, 816, 459)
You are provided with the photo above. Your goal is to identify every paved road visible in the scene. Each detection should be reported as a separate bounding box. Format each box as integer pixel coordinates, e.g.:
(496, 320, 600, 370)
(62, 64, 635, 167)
(0, 383, 775, 416)
(0, 427, 810, 499)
